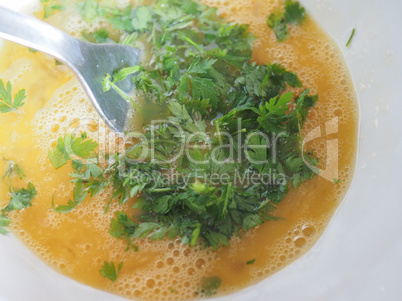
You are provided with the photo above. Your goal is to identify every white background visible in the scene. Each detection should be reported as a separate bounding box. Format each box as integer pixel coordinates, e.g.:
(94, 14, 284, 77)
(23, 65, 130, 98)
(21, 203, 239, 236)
(0, 0, 402, 300)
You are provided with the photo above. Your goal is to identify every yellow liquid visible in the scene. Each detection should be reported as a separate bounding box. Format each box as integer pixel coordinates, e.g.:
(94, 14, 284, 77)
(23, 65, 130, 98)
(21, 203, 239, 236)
(0, 1, 358, 300)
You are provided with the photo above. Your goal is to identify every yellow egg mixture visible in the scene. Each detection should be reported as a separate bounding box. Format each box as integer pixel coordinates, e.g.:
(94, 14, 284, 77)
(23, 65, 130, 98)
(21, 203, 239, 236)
(0, 0, 358, 300)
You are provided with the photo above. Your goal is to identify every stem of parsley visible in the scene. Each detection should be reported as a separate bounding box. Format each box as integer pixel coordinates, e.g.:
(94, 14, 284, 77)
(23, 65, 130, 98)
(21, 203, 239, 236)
(109, 81, 141, 111)
(214, 121, 223, 146)
(346, 28, 356, 47)
(148, 188, 173, 193)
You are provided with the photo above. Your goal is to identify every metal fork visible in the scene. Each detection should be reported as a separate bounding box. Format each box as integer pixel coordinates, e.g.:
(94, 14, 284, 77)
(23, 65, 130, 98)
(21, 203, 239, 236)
(0, 5, 141, 133)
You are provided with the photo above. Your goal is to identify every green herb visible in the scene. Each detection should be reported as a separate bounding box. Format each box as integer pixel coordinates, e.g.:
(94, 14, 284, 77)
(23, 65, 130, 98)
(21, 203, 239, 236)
(200, 276, 222, 296)
(267, 0, 306, 42)
(51, 154, 105, 214)
(48, 134, 99, 213)
(55, 60, 63, 66)
(333, 178, 341, 184)
(40, 0, 64, 19)
(2, 161, 36, 213)
(100, 261, 123, 282)
(28, 48, 38, 53)
(3, 182, 37, 213)
(246, 259, 256, 265)
(82, 28, 110, 43)
(48, 133, 98, 169)
(76, 0, 100, 22)
(284, 0, 306, 24)
(52, 180, 88, 213)
(131, 6, 152, 31)
(1, 162, 37, 233)
(346, 28, 356, 47)
(267, 11, 289, 42)
(109, 211, 141, 251)
(3, 161, 25, 192)
(58, 0, 320, 250)
(2, 162, 36, 213)
(103, 68, 141, 110)
(0, 80, 27, 113)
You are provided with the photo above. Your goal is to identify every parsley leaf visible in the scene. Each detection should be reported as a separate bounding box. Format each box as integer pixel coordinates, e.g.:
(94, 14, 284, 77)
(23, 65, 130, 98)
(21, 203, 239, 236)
(168, 102, 207, 134)
(1, 162, 37, 233)
(71, 136, 98, 158)
(131, 6, 152, 31)
(244, 133, 269, 173)
(48, 133, 98, 169)
(265, 92, 293, 116)
(100, 261, 123, 282)
(267, 11, 289, 42)
(52, 180, 88, 213)
(187, 57, 217, 74)
(82, 28, 110, 43)
(0, 79, 27, 113)
(267, 0, 306, 42)
(4, 183, 37, 213)
(76, 0, 100, 21)
(132, 222, 160, 239)
(284, 0, 306, 24)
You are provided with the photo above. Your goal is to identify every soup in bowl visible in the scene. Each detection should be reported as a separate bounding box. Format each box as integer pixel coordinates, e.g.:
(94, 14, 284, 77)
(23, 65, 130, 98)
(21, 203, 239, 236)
(0, 0, 399, 300)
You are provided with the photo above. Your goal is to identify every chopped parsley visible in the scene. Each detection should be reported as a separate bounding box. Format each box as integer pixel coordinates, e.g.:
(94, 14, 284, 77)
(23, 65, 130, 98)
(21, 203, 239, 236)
(102, 67, 142, 110)
(109, 211, 140, 251)
(1, 161, 37, 234)
(52, 180, 88, 213)
(82, 28, 110, 44)
(100, 261, 123, 282)
(3, 182, 37, 213)
(0, 80, 27, 113)
(48, 0, 319, 250)
(267, 0, 306, 42)
(246, 259, 256, 265)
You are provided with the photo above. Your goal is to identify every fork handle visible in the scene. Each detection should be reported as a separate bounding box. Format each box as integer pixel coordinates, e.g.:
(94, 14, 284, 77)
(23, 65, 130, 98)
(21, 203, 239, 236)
(0, 5, 83, 67)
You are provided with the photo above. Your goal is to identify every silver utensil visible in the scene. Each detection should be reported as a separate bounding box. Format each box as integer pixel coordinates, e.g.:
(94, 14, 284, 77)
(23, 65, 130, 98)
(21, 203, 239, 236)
(0, 5, 141, 133)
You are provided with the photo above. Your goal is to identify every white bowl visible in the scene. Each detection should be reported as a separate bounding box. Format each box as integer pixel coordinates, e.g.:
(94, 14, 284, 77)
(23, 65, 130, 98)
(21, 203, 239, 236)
(1, 0, 401, 300)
